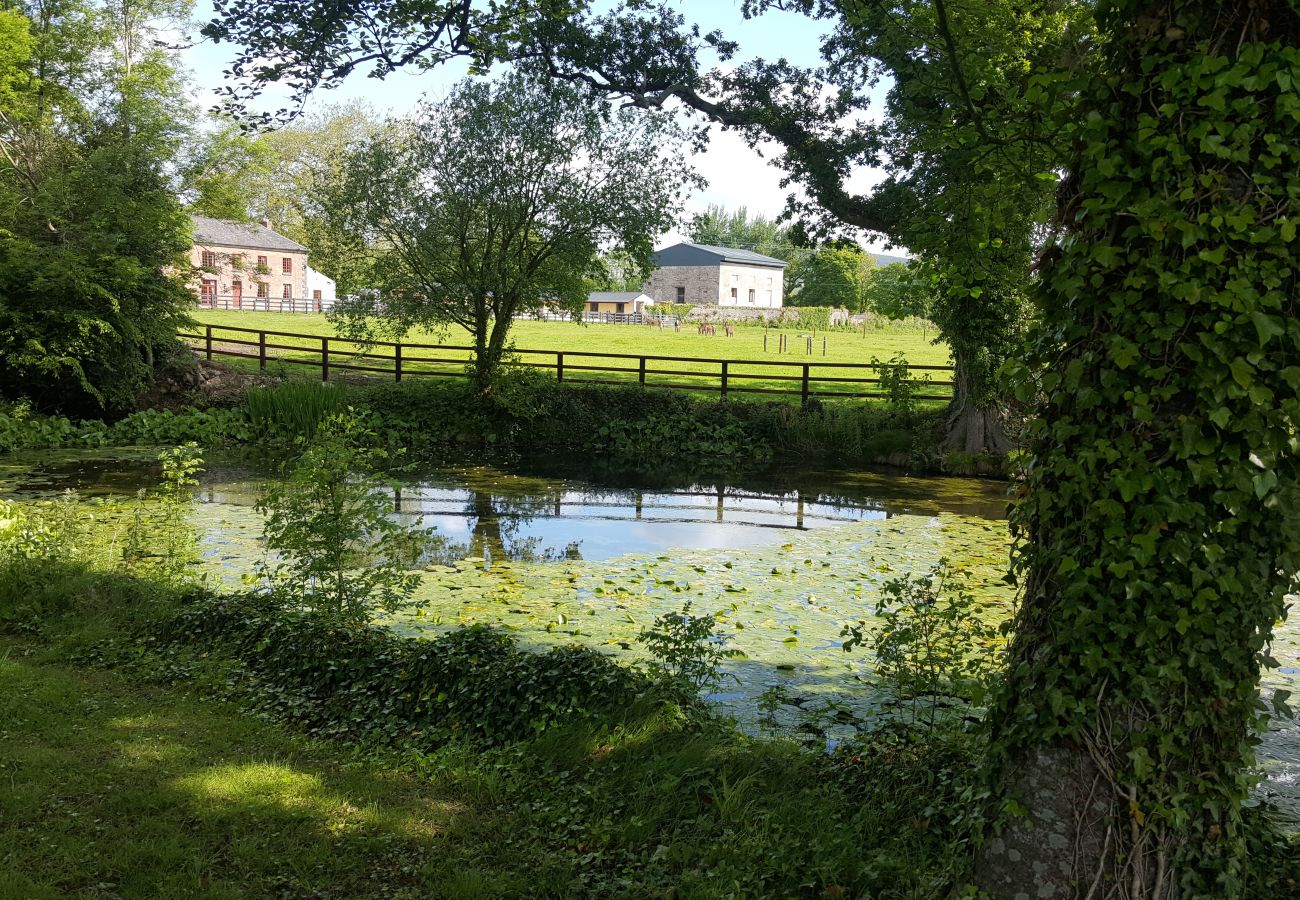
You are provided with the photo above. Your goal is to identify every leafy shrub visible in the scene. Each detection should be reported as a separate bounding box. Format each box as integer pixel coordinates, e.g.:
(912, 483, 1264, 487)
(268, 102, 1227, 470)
(795, 306, 832, 332)
(244, 381, 348, 439)
(842, 560, 1002, 728)
(637, 602, 733, 696)
(120, 444, 205, 586)
(255, 413, 434, 626)
(161, 592, 646, 748)
(870, 353, 929, 414)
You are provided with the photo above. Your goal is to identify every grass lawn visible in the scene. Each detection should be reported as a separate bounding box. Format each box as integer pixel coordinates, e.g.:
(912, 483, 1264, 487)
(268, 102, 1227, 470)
(187, 309, 953, 400)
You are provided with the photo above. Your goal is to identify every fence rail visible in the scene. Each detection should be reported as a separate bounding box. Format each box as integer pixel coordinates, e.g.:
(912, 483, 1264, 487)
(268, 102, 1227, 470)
(179, 323, 955, 403)
(199, 294, 338, 314)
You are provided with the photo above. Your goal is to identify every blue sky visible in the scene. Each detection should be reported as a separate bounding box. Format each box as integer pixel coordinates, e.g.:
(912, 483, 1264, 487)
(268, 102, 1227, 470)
(181, 1, 895, 251)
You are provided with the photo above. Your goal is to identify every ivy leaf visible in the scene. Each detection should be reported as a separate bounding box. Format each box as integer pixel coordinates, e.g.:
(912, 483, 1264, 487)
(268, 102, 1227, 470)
(1249, 311, 1285, 347)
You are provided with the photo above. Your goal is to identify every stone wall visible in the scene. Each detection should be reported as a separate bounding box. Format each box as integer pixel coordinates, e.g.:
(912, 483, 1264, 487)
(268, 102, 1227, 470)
(645, 262, 786, 308)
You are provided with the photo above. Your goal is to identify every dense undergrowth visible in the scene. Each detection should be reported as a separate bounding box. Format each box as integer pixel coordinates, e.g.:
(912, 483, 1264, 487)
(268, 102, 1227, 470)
(0, 369, 968, 471)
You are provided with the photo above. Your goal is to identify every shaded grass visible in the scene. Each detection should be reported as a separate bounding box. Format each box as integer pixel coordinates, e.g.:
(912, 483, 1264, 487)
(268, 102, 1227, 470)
(0, 562, 979, 899)
(187, 310, 953, 401)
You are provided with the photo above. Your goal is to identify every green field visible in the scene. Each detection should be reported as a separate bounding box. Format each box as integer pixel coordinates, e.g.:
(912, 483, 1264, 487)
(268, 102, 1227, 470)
(187, 310, 953, 400)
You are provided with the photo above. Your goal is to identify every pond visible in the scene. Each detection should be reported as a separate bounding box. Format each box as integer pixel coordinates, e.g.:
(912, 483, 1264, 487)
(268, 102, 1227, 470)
(1, 447, 1296, 821)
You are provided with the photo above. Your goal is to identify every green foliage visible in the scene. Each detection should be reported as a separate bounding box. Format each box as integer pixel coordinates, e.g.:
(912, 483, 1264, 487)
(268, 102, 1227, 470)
(863, 263, 932, 321)
(795, 306, 832, 332)
(0, 0, 199, 416)
(254, 413, 434, 626)
(788, 244, 874, 311)
(989, 6, 1300, 891)
(243, 381, 348, 439)
(842, 562, 1001, 729)
(871, 354, 930, 415)
(686, 204, 799, 261)
(161, 592, 646, 748)
(121, 444, 205, 586)
(637, 602, 732, 697)
(330, 68, 699, 390)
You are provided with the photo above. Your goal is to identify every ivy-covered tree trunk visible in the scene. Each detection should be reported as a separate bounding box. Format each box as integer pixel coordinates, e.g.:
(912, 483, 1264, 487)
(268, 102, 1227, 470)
(975, 3, 1300, 897)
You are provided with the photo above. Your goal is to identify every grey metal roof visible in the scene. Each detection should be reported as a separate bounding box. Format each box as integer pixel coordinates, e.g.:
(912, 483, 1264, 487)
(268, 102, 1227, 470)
(652, 242, 787, 269)
(191, 215, 309, 253)
(587, 291, 651, 302)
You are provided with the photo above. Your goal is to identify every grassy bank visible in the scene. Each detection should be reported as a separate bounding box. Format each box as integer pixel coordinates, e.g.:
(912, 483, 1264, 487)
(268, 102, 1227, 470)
(0, 561, 980, 899)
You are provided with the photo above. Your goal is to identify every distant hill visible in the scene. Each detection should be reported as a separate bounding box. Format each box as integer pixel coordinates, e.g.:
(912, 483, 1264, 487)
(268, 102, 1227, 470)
(871, 253, 911, 267)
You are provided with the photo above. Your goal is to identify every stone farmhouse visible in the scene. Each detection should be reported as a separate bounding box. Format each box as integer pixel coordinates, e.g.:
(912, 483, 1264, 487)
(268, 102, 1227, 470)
(188, 215, 336, 311)
(643, 242, 786, 308)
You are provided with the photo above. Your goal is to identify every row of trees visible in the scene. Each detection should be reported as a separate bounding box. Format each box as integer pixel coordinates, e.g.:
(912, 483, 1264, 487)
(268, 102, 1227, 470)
(200, 0, 1300, 894)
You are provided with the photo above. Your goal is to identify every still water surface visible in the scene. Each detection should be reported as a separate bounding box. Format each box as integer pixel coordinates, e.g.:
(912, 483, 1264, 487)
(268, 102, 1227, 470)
(2, 448, 1294, 820)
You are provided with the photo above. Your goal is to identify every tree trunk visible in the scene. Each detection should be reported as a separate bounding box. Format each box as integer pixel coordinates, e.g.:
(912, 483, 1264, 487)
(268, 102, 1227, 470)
(940, 349, 1013, 455)
(973, 3, 1300, 897)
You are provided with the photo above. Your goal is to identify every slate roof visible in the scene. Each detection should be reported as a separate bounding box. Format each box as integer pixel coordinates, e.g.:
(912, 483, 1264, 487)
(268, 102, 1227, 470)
(652, 242, 787, 269)
(191, 215, 309, 253)
(587, 291, 651, 303)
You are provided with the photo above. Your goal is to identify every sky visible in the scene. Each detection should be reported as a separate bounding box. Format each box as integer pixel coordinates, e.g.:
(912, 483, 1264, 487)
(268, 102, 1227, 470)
(180, 0, 899, 254)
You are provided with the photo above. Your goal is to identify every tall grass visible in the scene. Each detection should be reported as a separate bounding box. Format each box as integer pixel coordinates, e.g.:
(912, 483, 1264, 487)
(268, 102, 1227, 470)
(243, 381, 348, 438)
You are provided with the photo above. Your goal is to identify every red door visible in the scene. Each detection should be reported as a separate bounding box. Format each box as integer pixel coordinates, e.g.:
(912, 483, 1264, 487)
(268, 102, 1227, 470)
(232, 280, 242, 310)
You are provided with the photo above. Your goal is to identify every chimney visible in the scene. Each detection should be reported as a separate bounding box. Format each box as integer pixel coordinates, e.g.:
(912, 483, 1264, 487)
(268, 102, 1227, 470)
(259, 218, 272, 230)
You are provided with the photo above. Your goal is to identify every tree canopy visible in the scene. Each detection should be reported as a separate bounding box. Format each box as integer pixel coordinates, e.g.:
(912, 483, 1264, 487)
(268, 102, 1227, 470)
(786, 243, 874, 311)
(0, 0, 196, 415)
(329, 70, 698, 389)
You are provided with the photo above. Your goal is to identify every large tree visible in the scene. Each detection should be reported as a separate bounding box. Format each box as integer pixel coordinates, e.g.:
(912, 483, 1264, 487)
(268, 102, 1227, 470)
(0, 0, 195, 415)
(973, 2, 1300, 894)
(199, 0, 1070, 454)
(329, 70, 697, 391)
(686, 203, 798, 261)
(786, 241, 874, 310)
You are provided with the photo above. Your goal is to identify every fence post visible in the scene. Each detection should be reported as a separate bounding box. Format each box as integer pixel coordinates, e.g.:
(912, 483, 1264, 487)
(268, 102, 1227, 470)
(556, 352, 564, 382)
(823, 336, 827, 356)
(801, 364, 810, 407)
(204, 325, 213, 361)
(639, 356, 646, 385)
(258, 331, 267, 371)
(721, 361, 729, 400)
(321, 337, 330, 382)
(394, 342, 403, 383)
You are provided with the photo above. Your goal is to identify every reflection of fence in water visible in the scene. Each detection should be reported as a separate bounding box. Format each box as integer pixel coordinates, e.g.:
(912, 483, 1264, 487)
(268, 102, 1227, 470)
(388, 485, 892, 531)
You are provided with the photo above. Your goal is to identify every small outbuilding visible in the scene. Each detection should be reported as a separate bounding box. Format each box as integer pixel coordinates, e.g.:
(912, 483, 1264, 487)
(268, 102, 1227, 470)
(586, 291, 654, 315)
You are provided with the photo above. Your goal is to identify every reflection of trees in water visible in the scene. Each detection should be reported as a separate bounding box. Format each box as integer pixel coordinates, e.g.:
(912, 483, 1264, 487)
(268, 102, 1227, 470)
(393, 483, 583, 566)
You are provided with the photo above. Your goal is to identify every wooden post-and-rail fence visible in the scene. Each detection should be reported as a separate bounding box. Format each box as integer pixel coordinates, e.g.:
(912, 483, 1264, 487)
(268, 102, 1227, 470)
(180, 323, 956, 404)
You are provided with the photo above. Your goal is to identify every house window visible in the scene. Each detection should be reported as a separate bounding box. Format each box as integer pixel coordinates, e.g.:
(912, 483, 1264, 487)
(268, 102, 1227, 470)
(748, 289, 756, 303)
(232, 254, 244, 269)
(764, 290, 773, 305)
(257, 255, 268, 269)
(282, 284, 293, 298)
(731, 274, 739, 285)
(200, 250, 216, 268)
(257, 282, 268, 298)
(313, 290, 322, 300)
(766, 277, 773, 287)
(676, 286, 685, 302)
(282, 257, 292, 274)
(730, 287, 738, 301)
(200, 279, 216, 301)
(589, 303, 598, 312)
(616, 303, 625, 313)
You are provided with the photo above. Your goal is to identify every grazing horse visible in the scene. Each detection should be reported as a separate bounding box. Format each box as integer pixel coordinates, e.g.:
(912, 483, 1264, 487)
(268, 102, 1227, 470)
(697, 322, 716, 336)
(723, 323, 735, 337)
